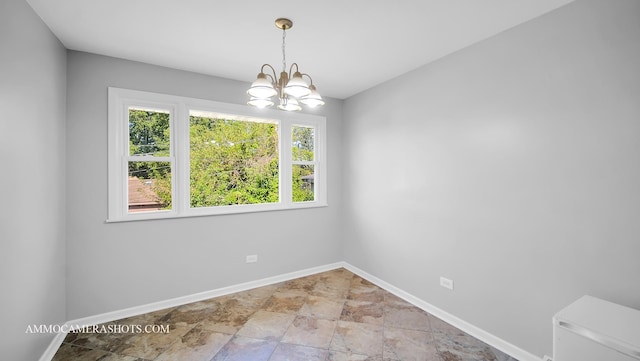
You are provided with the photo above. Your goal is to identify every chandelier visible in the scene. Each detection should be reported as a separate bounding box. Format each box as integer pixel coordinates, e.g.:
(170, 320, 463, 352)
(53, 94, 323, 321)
(247, 18, 324, 111)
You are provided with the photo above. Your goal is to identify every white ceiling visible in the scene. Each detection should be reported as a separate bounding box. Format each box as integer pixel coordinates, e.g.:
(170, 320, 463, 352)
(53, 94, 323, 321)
(26, 0, 574, 99)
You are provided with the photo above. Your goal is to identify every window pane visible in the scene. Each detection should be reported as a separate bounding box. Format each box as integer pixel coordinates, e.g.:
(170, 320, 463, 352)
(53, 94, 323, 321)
(292, 126, 314, 161)
(128, 161, 172, 212)
(129, 108, 170, 156)
(189, 112, 279, 207)
(293, 164, 315, 202)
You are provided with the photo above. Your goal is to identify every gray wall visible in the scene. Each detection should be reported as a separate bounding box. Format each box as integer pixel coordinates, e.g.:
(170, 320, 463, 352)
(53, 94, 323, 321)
(0, 0, 67, 359)
(65, 51, 344, 319)
(342, 0, 640, 357)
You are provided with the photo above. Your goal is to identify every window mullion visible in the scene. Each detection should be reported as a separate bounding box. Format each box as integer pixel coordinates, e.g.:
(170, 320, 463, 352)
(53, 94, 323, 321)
(109, 96, 127, 220)
(292, 160, 316, 166)
(314, 121, 325, 205)
(281, 121, 292, 206)
(175, 104, 189, 215)
(125, 156, 173, 162)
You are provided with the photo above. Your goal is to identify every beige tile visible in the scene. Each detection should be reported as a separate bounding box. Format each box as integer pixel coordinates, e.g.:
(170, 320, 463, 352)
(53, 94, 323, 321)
(198, 305, 256, 334)
(384, 301, 431, 332)
(383, 293, 413, 307)
(320, 268, 355, 281)
(236, 310, 295, 341)
(52, 343, 111, 361)
(350, 275, 377, 288)
(428, 314, 468, 336)
(341, 299, 384, 325)
(154, 326, 232, 361)
(212, 335, 278, 361)
(490, 345, 520, 361)
(311, 282, 350, 299)
(261, 290, 307, 314)
(330, 320, 383, 357)
(52, 343, 145, 361)
(269, 343, 329, 361)
(226, 284, 280, 309)
(156, 302, 216, 329)
(429, 315, 497, 359)
(96, 353, 148, 361)
(66, 327, 134, 353)
(114, 324, 190, 359)
(113, 307, 177, 326)
(383, 326, 441, 361)
(347, 287, 385, 303)
(429, 314, 499, 360)
(438, 348, 499, 361)
(348, 277, 385, 302)
(280, 277, 318, 293)
(299, 295, 345, 320)
(310, 271, 353, 299)
(328, 350, 383, 361)
(281, 315, 337, 348)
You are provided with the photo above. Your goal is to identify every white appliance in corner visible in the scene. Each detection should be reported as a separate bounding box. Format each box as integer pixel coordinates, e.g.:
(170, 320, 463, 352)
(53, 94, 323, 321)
(553, 295, 640, 361)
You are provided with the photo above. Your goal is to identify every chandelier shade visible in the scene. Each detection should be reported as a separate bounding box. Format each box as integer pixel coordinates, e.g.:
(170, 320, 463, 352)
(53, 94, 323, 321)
(300, 84, 325, 108)
(247, 96, 274, 108)
(277, 97, 302, 112)
(247, 18, 324, 112)
(247, 73, 277, 98)
(284, 71, 311, 98)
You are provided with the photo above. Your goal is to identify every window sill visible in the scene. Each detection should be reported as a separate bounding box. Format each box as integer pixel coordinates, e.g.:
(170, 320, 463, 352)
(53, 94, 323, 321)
(106, 201, 329, 223)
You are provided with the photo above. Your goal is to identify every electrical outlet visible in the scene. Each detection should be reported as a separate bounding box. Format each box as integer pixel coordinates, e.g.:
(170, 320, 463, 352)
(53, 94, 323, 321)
(246, 255, 258, 263)
(440, 277, 454, 290)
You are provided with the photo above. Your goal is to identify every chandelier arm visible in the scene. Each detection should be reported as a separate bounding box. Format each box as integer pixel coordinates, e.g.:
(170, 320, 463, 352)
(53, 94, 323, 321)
(300, 73, 314, 85)
(288, 63, 300, 77)
(260, 64, 278, 84)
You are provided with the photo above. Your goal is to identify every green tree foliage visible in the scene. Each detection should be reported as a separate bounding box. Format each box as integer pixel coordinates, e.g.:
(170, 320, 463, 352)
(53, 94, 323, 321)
(128, 109, 172, 209)
(189, 116, 279, 207)
(292, 126, 314, 161)
(127, 110, 315, 209)
(129, 109, 170, 157)
(292, 126, 315, 202)
(292, 165, 314, 202)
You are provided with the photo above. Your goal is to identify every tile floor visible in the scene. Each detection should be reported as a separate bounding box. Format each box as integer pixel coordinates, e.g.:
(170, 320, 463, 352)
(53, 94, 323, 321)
(52, 268, 518, 361)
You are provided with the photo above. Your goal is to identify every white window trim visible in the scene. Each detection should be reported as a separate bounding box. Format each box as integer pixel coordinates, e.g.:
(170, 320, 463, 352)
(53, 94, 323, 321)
(107, 87, 327, 222)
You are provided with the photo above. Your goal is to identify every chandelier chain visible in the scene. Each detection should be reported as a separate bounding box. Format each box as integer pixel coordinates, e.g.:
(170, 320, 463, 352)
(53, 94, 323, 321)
(281, 27, 287, 73)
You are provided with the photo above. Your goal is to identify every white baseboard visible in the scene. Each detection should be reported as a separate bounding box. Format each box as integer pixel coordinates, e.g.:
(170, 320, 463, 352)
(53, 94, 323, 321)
(341, 262, 543, 361)
(40, 261, 542, 361)
(38, 332, 67, 361)
(68, 262, 344, 327)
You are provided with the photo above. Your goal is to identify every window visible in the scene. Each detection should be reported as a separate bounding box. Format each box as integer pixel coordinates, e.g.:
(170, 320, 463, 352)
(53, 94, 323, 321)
(292, 125, 316, 202)
(108, 88, 327, 222)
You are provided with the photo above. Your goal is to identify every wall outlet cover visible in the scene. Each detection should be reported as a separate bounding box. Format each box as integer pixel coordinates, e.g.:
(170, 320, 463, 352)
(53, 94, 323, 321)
(246, 255, 258, 263)
(440, 277, 454, 290)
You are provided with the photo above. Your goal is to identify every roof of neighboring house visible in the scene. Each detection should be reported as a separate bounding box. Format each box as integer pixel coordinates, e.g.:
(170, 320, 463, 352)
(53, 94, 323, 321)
(128, 176, 162, 207)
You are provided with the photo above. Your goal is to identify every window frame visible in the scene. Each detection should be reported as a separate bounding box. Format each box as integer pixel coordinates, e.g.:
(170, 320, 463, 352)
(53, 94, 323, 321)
(108, 87, 327, 222)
